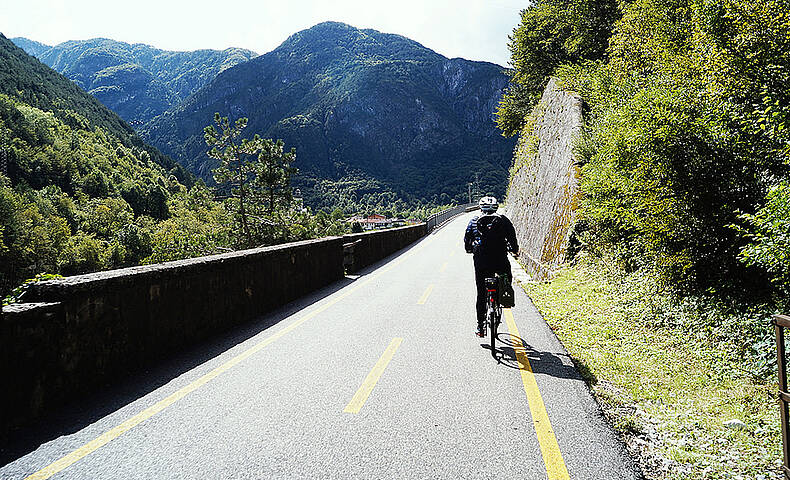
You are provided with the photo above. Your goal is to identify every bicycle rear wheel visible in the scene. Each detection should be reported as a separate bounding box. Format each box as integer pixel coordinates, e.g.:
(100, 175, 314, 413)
(489, 309, 498, 357)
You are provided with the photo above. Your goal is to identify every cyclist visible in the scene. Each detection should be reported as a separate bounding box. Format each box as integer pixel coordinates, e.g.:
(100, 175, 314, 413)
(464, 196, 519, 337)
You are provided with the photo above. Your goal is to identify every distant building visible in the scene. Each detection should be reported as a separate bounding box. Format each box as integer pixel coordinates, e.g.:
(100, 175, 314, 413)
(346, 214, 412, 231)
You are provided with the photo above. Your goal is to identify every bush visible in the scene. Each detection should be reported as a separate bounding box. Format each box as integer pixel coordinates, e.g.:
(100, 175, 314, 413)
(549, 0, 790, 293)
(58, 232, 104, 275)
(738, 181, 790, 294)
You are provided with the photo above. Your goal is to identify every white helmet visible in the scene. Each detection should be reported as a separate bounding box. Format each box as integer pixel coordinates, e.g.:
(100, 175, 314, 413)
(478, 196, 498, 213)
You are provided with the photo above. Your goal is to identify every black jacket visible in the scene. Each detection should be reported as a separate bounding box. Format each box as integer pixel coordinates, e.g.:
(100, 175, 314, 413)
(464, 214, 518, 270)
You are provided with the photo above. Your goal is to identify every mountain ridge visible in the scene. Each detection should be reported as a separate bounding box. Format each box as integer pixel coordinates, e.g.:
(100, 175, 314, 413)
(12, 36, 257, 124)
(142, 21, 514, 209)
(0, 32, 191, 183)
(9, 37, 50, 57)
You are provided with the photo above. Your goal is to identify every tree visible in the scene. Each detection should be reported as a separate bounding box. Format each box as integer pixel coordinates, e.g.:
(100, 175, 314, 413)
(553, 0, 790, 292)
(205, 113, 298, 248)
(254, 138, 297, 214)
(205, 114, 263, 247)
(496, 0, 621, 136)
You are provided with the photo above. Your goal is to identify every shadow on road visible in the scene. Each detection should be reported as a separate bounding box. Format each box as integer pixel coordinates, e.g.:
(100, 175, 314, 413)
(0, 277, 335, 465)
(482, 333, 598, 384)
(0, 239, 427, 467)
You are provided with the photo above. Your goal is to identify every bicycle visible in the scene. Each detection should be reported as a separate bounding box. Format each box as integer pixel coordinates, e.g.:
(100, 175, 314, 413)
(484, 274, 504, 357)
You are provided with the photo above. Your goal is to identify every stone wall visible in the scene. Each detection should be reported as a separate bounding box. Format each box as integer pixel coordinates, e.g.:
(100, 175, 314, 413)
(505, 77, 582, 281)
(1, 220, 448, 440)
(1, 237, 345, 438)
(343, 224, 427, 273)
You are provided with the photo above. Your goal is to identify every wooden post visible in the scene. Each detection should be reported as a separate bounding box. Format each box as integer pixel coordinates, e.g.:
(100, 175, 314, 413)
(774, 314, 790, 480)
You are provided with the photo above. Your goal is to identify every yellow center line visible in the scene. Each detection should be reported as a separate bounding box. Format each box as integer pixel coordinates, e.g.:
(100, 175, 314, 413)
(504, 309, 570, 480)
(439, 262, 448, 272)
(417, 284, 435, 304)
(25, 235, 440, 480)
(343, 338, 403, 414)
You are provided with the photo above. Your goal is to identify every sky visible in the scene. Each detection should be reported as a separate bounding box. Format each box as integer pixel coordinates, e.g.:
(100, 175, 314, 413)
(1, 0, 525, 67)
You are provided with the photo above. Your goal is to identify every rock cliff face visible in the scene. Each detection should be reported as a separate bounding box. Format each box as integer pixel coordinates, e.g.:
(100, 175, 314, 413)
(505, 78, 582, 280)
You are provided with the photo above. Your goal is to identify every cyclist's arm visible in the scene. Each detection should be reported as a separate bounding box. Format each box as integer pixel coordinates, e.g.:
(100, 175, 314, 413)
(504, 217, 519, 254)
(463, 217, 478, 253)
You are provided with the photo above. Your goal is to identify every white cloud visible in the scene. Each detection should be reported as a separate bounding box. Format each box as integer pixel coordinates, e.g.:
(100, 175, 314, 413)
(1, 0, 523, 66)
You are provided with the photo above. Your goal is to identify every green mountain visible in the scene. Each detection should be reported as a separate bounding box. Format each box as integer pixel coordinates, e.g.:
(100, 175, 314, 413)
(12, 37, 257, 125)
(1, 33, 191, 184)
(9, 37, 50, 57)
(142, 22, 515, 209)
(0, 32, 199, 294)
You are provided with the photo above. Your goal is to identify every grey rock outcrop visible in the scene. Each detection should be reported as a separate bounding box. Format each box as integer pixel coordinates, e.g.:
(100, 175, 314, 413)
(505, 78, 582, 281)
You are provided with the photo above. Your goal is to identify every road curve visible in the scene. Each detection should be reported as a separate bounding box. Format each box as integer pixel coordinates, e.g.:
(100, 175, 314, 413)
(1, 213, 642, 479)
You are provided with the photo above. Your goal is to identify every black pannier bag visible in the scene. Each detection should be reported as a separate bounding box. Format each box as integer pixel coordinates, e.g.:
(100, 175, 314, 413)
(498, 273, 515, 308)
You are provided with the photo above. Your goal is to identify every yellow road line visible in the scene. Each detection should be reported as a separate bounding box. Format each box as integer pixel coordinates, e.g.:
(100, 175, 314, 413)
(417, 284, 435, 304)
(343, 338, 403, 414)
(504, 309, 570, 480)
(26, 235, 439, 480)
(439, 262, 448, 272)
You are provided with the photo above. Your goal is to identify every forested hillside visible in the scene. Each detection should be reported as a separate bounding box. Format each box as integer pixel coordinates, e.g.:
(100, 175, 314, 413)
(501, 0, 788, 294)
(0, 34, 346, 299)
(142, 22, 515, 212)
(500, 0, 789, 476)
(0, 34, 192, 185)
(12, 37, 257, 124)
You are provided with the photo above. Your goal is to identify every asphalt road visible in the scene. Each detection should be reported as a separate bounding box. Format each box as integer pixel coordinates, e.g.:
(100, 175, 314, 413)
(2, 213, 642, 479)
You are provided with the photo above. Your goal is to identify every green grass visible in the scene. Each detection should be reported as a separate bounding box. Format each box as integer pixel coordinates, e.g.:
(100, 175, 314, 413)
(521, 256, 782, 479)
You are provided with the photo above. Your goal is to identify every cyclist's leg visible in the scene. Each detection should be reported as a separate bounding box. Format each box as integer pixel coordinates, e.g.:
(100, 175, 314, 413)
(474, 266, 487, 334)
(500, 256, 513, 284)
(498, 257, 514, 304)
